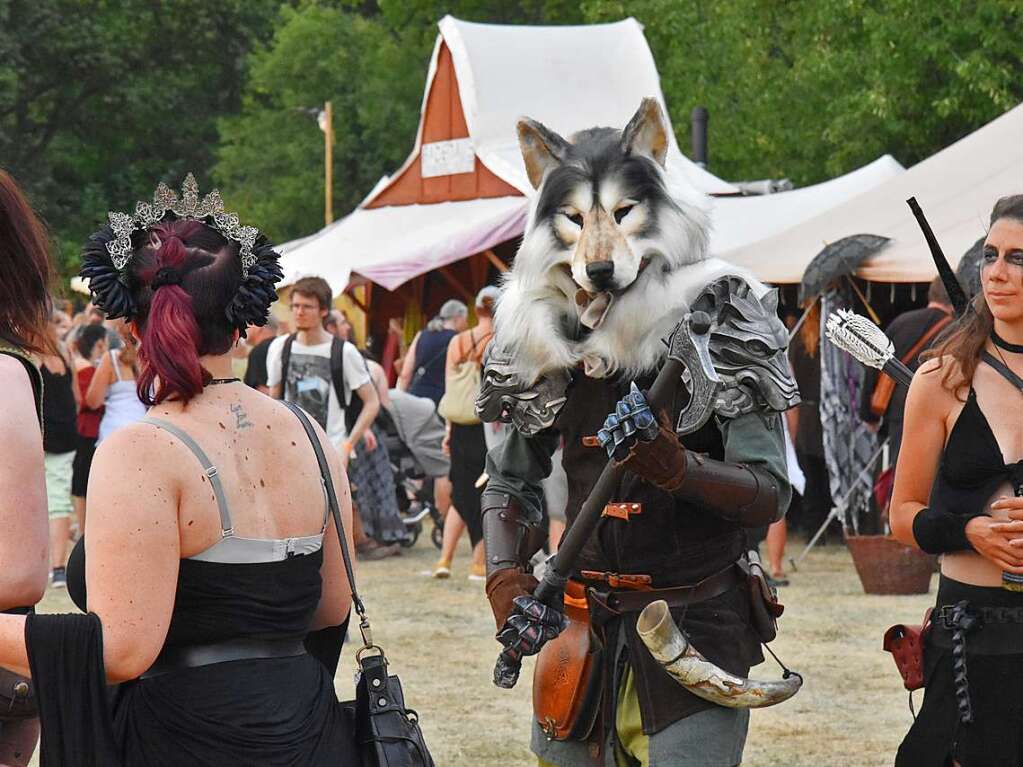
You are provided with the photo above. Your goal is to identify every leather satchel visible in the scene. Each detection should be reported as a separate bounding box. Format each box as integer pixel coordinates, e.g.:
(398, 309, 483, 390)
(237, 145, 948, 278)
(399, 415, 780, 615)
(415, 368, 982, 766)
(741, 551, 784, 644)
(883, 609, 933, 691)
(869, 315, 951, 417)
(0, 668, 36, 721)
(287, 404, 434, 767)
(532, 580, 602, 741)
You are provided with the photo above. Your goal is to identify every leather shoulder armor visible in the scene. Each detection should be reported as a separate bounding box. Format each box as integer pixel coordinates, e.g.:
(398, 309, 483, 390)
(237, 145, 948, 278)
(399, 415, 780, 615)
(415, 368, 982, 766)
(691, 276, 800, 419)
(475, 343, 570, 436)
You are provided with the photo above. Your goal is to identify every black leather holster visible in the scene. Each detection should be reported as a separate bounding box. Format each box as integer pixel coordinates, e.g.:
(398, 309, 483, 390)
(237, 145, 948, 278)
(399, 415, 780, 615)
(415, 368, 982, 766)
(672, 452, 780, 528)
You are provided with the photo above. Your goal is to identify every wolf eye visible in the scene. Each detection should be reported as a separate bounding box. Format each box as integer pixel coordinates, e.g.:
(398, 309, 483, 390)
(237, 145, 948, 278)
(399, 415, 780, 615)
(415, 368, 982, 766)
(614, 205, 634, 224)
(564, 212, 583, 228)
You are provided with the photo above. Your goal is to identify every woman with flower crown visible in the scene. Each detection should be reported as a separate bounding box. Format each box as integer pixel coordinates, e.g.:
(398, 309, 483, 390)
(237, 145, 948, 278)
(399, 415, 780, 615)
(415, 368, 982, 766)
(0, 176, 359, 764)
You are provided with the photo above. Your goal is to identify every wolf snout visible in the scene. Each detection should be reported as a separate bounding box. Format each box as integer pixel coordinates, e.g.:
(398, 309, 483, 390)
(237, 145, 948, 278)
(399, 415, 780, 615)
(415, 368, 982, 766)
(585, 260, 615, 289)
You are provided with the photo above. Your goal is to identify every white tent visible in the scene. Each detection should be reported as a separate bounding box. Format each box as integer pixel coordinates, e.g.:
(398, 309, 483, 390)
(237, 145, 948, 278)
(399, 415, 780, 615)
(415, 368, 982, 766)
(281, 16, 734, 293)
(280, 15, 909, 294)
(436, 16, 735, 197)
(720, 103, 1023, 284)
(709, 155, 904, 257)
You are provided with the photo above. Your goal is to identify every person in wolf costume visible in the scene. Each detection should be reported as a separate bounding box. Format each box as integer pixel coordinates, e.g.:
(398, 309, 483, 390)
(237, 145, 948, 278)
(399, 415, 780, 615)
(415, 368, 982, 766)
(477, 99, 800, 767)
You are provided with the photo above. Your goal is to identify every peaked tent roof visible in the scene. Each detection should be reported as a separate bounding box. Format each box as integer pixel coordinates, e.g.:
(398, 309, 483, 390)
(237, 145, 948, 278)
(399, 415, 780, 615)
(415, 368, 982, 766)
(719, 103, 1023, 284)
(708, 155, 904, 258)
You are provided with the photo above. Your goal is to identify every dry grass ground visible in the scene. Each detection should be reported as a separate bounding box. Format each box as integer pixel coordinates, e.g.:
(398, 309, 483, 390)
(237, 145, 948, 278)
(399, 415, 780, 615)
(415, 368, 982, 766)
(35, 534, 932, 766)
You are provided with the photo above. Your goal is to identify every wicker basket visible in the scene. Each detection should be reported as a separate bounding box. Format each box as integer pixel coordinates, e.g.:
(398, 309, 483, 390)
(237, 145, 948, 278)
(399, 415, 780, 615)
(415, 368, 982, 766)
(846, 535, 935, 595)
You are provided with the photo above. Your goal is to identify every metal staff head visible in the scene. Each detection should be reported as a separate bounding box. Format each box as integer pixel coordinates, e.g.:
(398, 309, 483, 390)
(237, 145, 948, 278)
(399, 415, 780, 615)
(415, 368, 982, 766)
(825, 309, 894, 372)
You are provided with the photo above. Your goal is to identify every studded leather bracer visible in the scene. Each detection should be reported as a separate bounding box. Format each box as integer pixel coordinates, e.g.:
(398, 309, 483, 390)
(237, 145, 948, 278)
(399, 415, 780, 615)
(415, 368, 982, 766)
(672, 452, 780, 528)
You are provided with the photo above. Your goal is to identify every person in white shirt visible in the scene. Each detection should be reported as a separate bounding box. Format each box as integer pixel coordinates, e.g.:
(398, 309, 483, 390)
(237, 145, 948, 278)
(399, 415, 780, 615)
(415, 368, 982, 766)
(267, 277, 396, 559)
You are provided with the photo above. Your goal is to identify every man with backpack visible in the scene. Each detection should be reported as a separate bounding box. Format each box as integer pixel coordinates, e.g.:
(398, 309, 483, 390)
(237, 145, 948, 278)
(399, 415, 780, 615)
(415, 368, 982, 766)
(267, 275, 398, 559)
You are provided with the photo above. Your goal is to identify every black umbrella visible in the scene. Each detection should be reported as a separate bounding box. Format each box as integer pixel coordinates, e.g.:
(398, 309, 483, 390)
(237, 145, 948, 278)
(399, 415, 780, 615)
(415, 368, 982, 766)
(955, 236, 986, 301)
(798, 234, 891, 303)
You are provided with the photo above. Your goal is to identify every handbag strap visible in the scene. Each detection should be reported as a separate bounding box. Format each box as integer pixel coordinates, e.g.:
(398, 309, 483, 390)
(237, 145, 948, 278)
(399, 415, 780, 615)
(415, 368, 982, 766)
(283, 402, 376, 651)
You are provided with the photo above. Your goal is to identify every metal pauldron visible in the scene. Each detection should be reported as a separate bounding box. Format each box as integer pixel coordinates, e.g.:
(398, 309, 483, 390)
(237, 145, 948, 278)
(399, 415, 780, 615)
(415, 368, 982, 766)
(481, 491, 541, 578)
(673, 452, 780, 528)
(475, 344, 570, 436)
(690, 275, 801, 419)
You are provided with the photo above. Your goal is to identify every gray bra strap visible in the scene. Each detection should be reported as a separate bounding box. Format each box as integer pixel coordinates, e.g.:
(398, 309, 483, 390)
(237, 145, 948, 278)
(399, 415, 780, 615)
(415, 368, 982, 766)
(141, 417, 233, 536)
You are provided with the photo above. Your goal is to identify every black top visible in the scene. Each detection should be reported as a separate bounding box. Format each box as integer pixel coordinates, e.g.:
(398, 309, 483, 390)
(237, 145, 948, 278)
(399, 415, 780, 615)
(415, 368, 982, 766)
(409, 328, 455, 405)
(788, 340, 823, 458)
(930, 387, 1023, 518)
(41, 355, 78, 454)
(243, 337, 273, 389)
(35, 540, 355, 766)
(860, 306, 951, 458)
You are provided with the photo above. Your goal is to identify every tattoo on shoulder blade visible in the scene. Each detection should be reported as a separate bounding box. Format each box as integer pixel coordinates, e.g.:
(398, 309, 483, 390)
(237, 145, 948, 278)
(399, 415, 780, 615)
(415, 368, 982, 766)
(230, 403, 255, 430)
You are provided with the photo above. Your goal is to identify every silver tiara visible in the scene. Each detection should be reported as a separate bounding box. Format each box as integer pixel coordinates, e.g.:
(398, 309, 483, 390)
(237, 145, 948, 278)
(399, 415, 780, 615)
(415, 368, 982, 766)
(106, 174, 259, 277)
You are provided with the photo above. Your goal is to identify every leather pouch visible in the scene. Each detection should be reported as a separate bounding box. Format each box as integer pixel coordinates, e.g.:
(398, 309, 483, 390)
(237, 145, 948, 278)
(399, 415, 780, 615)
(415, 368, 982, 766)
(533, 581, 602, 741)
(883, 609, 932, 691)
(741, 552, 784, 643)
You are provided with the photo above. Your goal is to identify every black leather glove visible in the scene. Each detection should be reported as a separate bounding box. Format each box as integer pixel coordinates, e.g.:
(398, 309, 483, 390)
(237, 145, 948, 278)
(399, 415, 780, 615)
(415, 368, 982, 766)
(495, 595, 569, 666)
(597, 383, 687, 491)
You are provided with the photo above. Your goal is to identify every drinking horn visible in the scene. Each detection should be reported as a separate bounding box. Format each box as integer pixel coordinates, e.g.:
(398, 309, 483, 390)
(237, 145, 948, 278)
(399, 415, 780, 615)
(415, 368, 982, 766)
(636, 600, 802, 708)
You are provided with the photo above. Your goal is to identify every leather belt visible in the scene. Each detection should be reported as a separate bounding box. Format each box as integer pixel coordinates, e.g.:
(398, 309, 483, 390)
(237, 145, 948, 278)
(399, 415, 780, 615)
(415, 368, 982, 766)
(141, 637, 307, 679)
(586, 564, 741, 615)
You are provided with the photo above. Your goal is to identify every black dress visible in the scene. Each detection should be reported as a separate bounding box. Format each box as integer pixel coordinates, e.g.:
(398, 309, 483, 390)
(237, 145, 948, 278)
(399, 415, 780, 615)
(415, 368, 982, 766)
(26, 416, 357, 766)
(896, 388, 1023, 767)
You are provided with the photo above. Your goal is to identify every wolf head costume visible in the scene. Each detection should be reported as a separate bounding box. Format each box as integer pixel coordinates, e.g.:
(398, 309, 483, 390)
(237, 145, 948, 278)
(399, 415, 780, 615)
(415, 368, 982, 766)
(479, 99, 800, 764)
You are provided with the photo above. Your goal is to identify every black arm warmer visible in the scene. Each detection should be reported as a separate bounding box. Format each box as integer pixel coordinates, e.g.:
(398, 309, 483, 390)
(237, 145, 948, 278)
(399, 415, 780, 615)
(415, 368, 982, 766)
(912, 508, 984, 554)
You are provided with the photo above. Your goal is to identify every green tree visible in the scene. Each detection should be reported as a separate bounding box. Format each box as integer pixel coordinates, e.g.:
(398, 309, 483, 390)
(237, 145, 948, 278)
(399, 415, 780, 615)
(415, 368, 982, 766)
(0, 0, 280, 281)
(582, 0, 1023, 185)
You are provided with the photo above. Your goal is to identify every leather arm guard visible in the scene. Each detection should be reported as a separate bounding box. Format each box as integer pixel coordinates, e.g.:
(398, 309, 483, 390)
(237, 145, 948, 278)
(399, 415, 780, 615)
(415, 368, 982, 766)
(672, 452, 780, 528)
(482, 492, 546, 629)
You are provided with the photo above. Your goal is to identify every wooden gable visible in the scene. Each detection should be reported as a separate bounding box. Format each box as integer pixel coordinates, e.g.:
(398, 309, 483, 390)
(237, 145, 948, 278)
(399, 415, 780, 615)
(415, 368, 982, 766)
(366, 42, 520, 209)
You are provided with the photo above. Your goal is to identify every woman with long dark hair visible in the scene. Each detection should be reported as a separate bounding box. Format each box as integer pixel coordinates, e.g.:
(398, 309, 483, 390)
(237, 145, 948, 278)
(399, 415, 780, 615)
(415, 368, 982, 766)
(0, 170, 51, 765)
(0, 176, 357, 765)
(892, 195, 1023, 765)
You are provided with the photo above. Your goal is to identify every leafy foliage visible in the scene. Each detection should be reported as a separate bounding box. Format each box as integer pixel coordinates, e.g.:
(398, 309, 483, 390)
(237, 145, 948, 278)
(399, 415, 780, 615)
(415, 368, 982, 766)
(0, 0, 279, 282)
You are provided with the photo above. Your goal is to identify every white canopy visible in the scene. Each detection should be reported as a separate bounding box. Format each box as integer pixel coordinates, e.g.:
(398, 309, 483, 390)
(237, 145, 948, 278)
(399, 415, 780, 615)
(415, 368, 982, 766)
(708, 155, 904, 258)
(280, 196, 527, 292)
(720, 103, 1023, 283)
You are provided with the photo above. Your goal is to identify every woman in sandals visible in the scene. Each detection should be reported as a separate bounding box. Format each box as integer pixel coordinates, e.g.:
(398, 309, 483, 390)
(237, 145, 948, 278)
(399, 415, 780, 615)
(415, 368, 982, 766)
(0, 176, 358, 765)
(892, 195, 1023, 766)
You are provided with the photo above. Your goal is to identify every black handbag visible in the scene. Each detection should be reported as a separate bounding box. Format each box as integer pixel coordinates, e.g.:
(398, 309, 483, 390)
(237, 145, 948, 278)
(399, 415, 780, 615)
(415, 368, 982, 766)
(287, 403, 434, 767)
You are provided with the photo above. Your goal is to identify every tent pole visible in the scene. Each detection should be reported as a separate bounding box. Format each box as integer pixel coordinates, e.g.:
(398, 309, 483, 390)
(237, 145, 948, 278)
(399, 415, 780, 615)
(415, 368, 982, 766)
(846, 276, 881, 325)
(787, 294, 820, 343)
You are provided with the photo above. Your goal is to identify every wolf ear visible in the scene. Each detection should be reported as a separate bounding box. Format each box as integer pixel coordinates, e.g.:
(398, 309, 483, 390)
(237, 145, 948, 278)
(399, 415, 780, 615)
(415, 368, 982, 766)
(517, 118, 569, 189)
(621, 98, 668, 168)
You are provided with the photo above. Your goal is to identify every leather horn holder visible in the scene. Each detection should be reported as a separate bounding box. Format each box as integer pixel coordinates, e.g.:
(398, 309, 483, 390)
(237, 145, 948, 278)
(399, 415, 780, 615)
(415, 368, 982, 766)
(533, 580, 602, 741)
(883, 608, 933, 691)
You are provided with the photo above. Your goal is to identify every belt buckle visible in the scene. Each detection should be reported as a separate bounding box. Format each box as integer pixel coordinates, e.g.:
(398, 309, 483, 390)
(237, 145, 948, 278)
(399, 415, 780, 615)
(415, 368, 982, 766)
(938, 605, 955, 630)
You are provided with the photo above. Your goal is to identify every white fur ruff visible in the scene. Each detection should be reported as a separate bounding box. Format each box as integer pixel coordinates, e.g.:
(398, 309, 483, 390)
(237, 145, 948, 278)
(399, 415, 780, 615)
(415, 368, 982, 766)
(494, 177, 766, 382)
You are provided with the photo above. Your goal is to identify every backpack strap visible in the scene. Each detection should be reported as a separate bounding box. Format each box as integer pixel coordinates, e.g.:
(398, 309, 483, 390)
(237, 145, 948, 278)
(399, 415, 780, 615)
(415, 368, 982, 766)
(278, 334, 297, 400)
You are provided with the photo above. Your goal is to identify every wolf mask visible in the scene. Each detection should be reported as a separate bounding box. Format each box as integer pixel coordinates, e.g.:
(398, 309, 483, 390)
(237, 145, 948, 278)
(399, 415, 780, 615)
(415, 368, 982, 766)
(493, 98, 762, 382)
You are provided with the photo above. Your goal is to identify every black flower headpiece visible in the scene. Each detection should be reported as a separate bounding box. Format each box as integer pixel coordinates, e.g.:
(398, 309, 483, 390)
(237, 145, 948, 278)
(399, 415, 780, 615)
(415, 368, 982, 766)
(79, 174, 283, 331)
